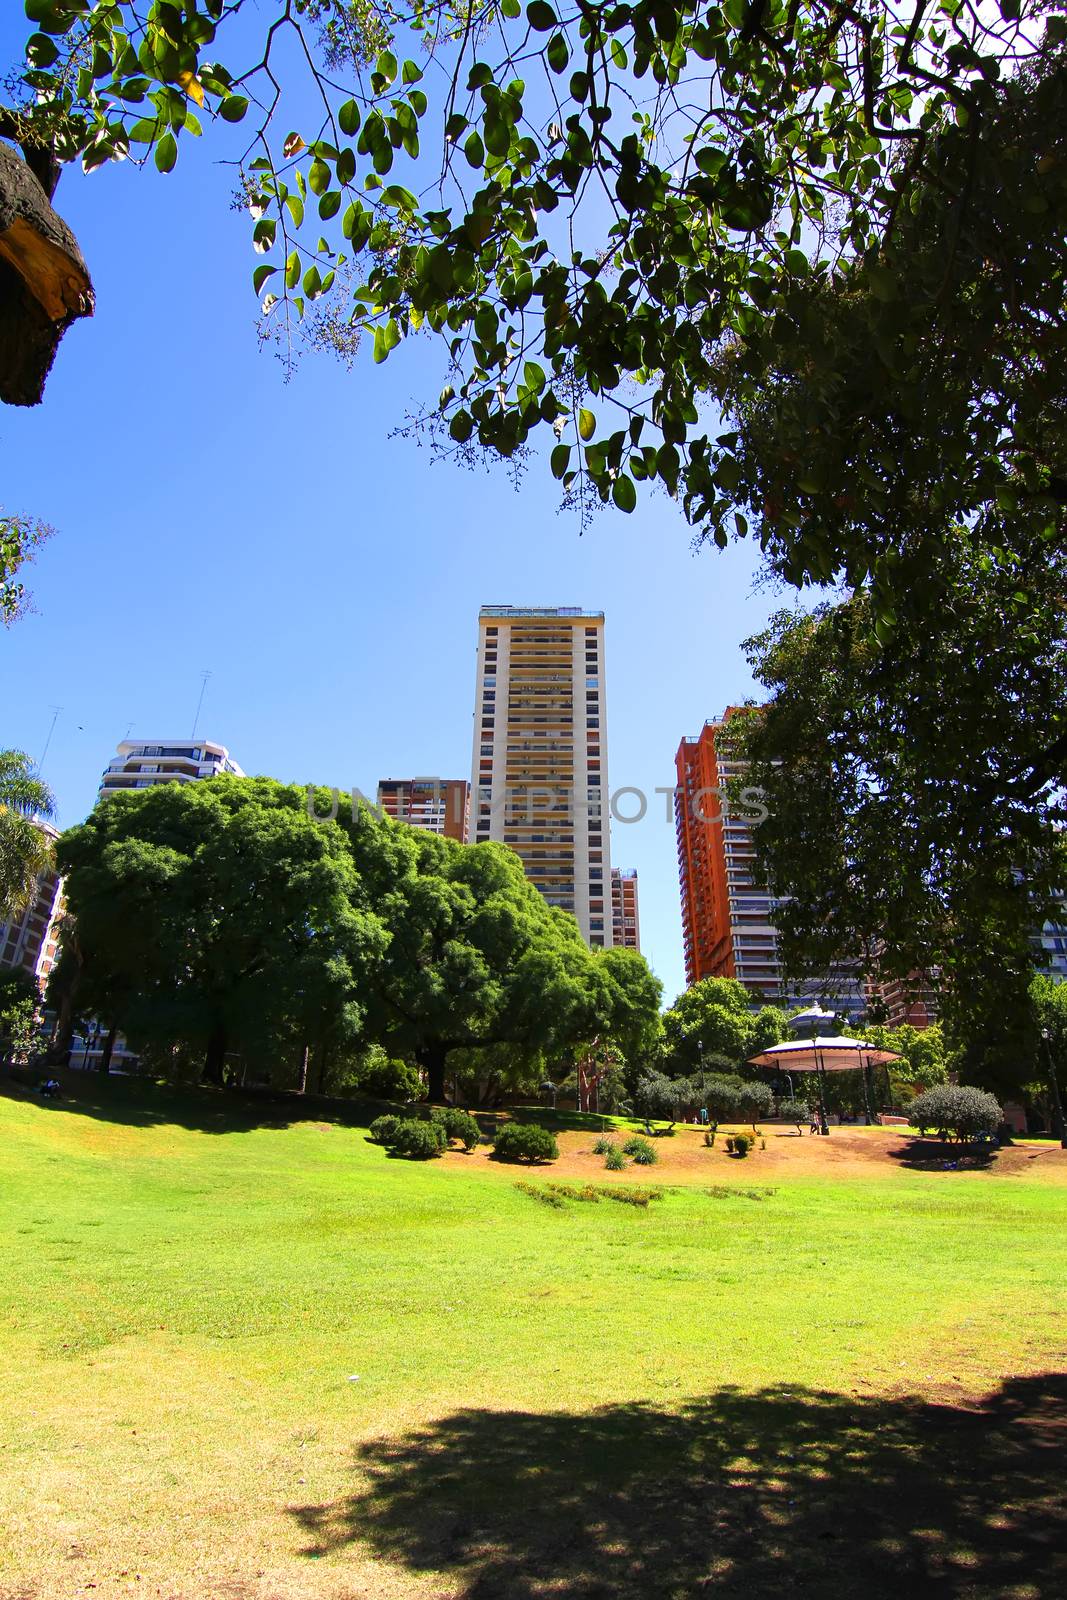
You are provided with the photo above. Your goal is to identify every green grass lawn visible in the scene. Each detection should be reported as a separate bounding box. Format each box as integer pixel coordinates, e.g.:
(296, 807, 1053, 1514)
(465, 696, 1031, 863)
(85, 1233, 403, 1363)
(1, 1077, 1064, 1600)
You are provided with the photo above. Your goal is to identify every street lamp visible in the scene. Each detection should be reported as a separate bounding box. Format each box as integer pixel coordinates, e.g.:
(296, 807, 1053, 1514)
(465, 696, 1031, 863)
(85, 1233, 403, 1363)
(1040, 1028, 1067, 1149)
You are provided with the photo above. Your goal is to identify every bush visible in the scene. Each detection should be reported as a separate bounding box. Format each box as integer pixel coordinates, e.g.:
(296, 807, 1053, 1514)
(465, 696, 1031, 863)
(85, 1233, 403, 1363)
(776, 1099, 811, 1125)
(623, 1135, 657, 1165)
(592, 1134, 617, 1155)
(603, 1145, 627, 1170)
(390, 1119, 448, 1159)
(350, 1048, 422, 1101)
(492, 1123, 559, 1163)
(725, 1133, 753, 1158)
(369, 1114, 403, 1145)
(703, 1129, 716, 1147)
(431, 1107, 482, 1149)
(908, 1084, 1002, 1142)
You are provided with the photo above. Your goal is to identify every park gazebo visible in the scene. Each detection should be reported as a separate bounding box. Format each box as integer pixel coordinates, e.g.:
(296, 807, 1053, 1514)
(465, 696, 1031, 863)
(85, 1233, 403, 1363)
(748, 1006, 901, 1135)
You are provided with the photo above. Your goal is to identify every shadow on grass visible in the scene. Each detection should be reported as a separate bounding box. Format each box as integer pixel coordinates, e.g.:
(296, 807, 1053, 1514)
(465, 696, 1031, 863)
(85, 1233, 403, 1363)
(888, 1135, 1000, 1173)
(0, 1070, 396, 1136)
(288, 1374, 1066, 1599)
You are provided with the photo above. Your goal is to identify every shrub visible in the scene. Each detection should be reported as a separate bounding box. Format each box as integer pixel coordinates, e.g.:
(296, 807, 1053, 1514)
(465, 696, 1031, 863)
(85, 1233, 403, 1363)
(431, 1107, 482, 1149)
(514, 1181, 567, 1209)
(624, 1136, 658, 1165)
(776, 1099, 811, 1126)
(725, 1133, 753, 1158)
(592, 1134, 617, 1155)
(908, 1084, 1003, 1142)
(703, 1129, 716, 1147)
(369, 1114, 403, 1146)
(492, 1123, 559, 1163)
(597, 1184, 663, 1207)
(547, 1182, 601, 1202)
(390, 1119, 448, 1159)
(604, 1145, 627, 1170)
(350, 1048, 422, 1101)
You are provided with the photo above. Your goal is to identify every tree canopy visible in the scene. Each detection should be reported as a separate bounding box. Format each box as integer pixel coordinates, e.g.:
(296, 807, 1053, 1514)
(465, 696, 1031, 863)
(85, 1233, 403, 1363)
(2, 3, 1060, 614)
(0, 747, 56, 921)
(55, 776, 663, 1095)
(661, 974, 786, 1074)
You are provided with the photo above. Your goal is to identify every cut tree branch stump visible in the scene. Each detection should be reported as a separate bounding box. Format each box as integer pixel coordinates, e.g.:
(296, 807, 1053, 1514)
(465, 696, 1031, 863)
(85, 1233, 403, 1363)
(0, 140, 94, 406)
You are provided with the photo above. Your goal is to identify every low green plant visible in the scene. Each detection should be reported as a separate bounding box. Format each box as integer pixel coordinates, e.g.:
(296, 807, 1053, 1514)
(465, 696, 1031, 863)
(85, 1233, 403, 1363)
(596, 1184, 664, 1207)
(703, 1129, 716, 1147)
(622, 1135, 657, 1164)
(725, 1133, 753, 1159)
(604, 1145, 627, 1171)
(514, 1181, 567, 1209)
(369, 1114, 402, 1146)
(492, 1123, 559, 1163)
(431, 1107, 482, 1150)
(546, 1183, 601, 1203)
(390, 1119, 447, 1159)
(705, 1185, 777, 1201)
(591, 1135, 616, 1155)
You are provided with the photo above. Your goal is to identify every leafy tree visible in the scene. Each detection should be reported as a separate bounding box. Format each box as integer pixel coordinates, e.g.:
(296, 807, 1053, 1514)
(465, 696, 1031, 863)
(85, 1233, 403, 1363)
(632, 1069, 686, 1132)
(908, 1084, 1002, 1144)
(3, 1, 1056, 622)
(662, 976, 787, 1074)
(1027, 975, 1067, 1143)
(0, 748, 56, 920)
(345, 1043, 422, 1102)
(340, 803, 661, 1100)
(721, 562, 1067, 1056)
(864, 1023, 947, 1102)
(0, 968, 40, 1066)
(1, 510, 51, 624)
(57, 776, 383, 1083)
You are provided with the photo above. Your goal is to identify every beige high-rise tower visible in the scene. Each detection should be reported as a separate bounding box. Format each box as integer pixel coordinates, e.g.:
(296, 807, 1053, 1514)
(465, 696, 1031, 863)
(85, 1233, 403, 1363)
(471, 606, 611, 945)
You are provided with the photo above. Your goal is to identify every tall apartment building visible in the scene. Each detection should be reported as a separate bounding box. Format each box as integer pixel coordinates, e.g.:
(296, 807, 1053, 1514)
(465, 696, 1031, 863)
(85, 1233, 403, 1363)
(611, 868, 641, 951)
(0, 821, 64, 991)
(377, 778, 470, 842)
(675, 709, 863, 1013)
(864, 972, 940, 1029)
(471, 605, 611, 945)
(99, 738, 244, 799)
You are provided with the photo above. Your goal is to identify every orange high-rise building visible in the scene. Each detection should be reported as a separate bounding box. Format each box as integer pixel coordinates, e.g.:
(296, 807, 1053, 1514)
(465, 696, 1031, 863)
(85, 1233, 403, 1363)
(675, 710, 783, 996)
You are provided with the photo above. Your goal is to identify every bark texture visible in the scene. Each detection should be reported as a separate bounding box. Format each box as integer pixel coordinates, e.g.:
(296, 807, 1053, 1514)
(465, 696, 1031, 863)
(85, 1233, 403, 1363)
(0, 141, 94, 406)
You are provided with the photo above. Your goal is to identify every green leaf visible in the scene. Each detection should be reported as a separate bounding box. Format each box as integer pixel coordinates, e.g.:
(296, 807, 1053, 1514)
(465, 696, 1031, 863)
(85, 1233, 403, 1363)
(578, 408, 596, 441)
(547, 33, 569, 73)
(376, 50, 398, 86)
(318, 190, 342, 220)
(612, 474, 636, 513)
(527, 1, 557, 30)
(550, 444, 571, 479)
(285, 250, 301, 290)
(154, 131, 177, 173)
(253, 264, 277, 296)
(219, 95, 248, 123)
(308, 158, 330, 196)
(464, 131, 484, 168)
(450, 409, 474, 442)
(338, 99, 360, 137)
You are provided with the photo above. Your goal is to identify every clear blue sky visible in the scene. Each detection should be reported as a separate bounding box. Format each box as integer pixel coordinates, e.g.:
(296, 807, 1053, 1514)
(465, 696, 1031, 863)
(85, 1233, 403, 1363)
(0, 17, 773, 1002)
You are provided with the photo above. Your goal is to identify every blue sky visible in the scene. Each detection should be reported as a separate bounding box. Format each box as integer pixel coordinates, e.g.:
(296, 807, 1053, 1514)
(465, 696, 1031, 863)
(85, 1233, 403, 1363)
(0, 16, 775, 1002)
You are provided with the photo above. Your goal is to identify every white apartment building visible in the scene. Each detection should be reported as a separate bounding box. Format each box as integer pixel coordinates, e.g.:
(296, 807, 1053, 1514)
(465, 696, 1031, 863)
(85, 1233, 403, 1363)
(471, 606, 611, 946)
(99, 738, 244, 799)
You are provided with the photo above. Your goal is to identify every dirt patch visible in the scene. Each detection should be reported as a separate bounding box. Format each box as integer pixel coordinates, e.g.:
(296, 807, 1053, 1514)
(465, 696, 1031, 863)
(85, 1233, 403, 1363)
(438, 1123, 1067, 1186)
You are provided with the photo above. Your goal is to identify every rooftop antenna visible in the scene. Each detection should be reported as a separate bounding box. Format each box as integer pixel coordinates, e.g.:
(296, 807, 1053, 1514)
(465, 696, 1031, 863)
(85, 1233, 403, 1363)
(36, 705, 62, 774)
(191, 671, 211, 740)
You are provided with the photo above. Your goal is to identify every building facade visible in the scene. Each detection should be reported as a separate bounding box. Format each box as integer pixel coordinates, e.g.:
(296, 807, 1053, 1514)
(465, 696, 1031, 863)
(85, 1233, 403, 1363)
(377, 778, 470, 842)
(675, 711, 863, 1014)
(0, 821, 64, 990)
(471, 605, 611, 945)
(99, 738, 244, 799)
(610, 868, 640, 951)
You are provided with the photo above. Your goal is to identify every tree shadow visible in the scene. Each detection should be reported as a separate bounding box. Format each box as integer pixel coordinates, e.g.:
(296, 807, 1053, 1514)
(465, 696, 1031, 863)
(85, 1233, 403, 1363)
(288, 1374, 1066, 1599)
(887, 1135, 1000, 1172)
(0, 1071, 393, 1136)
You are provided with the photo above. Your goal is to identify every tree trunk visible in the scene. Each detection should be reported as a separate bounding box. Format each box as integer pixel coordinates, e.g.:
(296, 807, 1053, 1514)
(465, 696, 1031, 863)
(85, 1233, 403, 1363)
(98, 1022, 116, 1075)
(0, 142, 93, 406)
(297, 1043, 309, 1094)
(202, 1023, 227, 1086)
(419, 1042, 449, 1103)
